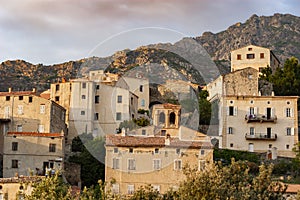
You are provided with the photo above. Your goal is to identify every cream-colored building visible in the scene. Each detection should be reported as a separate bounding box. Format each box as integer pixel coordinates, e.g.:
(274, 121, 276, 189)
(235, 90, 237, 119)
(231, 45, 280, 72)
(206, 68, 298, 158)
(105, 103, 213, 194)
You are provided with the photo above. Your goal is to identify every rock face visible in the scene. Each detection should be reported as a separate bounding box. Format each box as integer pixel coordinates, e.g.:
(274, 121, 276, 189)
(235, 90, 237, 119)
(196, 13, 300, 65)
(1, 13, 300, 91)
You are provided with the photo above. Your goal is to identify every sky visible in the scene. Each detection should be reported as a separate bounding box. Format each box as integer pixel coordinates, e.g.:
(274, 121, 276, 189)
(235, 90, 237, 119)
(0, 0, 299, 65)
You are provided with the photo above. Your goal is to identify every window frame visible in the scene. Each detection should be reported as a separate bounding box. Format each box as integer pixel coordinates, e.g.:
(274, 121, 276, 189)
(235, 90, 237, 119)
(174, 159, 182, 170)
(153, 159, 161, 170)
(49, 143, 56, 152)
(128, 159, 136, 170)
(12, 142, 18, 151)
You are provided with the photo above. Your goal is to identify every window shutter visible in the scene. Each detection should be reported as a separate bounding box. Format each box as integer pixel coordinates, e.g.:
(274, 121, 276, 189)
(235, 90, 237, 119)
(291, 108, 294, 117)
(291, 128, 295, 136)
(271, 107, 275, 117)
(234, 107, 238, 116)
(247, 107, 250, 115)
(254, 107, 258, 115)
(265, 108, 267, 116)
(226, 107, 229, 115)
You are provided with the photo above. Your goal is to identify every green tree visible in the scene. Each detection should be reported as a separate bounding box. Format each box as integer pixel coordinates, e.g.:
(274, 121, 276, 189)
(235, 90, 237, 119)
(199, 90, 211, 125)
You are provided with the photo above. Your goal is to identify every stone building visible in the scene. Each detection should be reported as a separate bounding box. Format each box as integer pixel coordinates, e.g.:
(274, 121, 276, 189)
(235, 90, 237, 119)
(231, 44, 280, 72)
(206, 68, 298, 158)
(0, 89, 67, 177)
(105, 103, 213, 194)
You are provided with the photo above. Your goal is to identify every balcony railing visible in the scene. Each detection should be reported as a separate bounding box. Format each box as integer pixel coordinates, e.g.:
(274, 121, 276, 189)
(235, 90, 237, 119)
(245, 114, 277, 123)
(245, 133, 277, 141)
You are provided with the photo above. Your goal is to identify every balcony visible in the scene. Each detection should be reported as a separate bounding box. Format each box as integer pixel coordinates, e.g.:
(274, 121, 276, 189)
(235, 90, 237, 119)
(245, 133, 277, 141)
(245, 114, 277, 123)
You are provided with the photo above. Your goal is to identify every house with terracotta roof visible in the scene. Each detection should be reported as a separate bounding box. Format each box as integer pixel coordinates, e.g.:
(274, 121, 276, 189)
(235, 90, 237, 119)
(0, 88, 67, 177)
(105, 103, 213, 194)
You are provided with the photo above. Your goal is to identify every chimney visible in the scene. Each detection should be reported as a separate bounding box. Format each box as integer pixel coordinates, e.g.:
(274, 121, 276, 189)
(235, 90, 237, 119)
(121, 128, 126, 136)
(8, 88, 12, 93)
(271, 91, 275, 96)
(32, 88, 36, 93)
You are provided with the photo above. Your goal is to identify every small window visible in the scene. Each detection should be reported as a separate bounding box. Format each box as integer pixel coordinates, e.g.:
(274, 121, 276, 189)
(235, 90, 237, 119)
(154, 148, 159, 154)
(6, 96, 10, 101)
(81, 95, 86, 99)
(229, 106, 234, 116)
(82, 83, 86, 88)
(55, 84, 60, 91)
(228, 127, 233, 134)
(127, 185, 134, 194)
(38, 124, 44, 133)
(81, 111, 85, 115)
(248, 47, 253, 51)
(94, 113, 99, 120)
(287, 101, 290, 105)
(128, 159, 136, 170)
(142, 130, 146, 135)
(114, 148, 118, 153)
(246, 53, 255, 59)
(139, 85, 143, 92)
(29, 96, 33, 103)
(49, 144, 56, 152)
(250, 127, 255, 135)
(153, 159, 161, 170)
(117, 95, 122, 103)
(19, 96, 23, 101)
(116, 112, 122, 121)
(12, 160, 18, 168)
(269, 144, 272, 149)
(40, 104, 45, 114)
(95, 95, 100, 103)
(176, 148, 180, 155)
(129, 148, 133, 153)
(286, 108, 291, 117)
(200, 149, 205, 155)
(287, 128, 291, 136)
(12, 142, 18, 151)
(237, 54, 241, 60)
(161, 130, 166, 136)
(16, 125, 22, 132)
(260, 53, 265, 59)
(113, 158, 120, 169)
(96, 85, 100, 90)
(17, 105, 23, 115)
(141, 99, 145, 107)
(286, 144, 290, 149)
(55, 96, 60, 102)
(174, 159, 182, 170)
(230, 143, 233, 147)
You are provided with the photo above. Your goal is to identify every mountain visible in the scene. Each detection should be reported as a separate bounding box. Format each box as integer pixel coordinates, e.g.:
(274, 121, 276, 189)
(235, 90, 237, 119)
(195, 13, 300, 71)
(1, 13, 300, 92)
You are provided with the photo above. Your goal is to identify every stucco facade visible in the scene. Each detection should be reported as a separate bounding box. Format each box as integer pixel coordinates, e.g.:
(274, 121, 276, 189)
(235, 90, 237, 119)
(231, 45, 280, 72)
(105, 103, 213, 195)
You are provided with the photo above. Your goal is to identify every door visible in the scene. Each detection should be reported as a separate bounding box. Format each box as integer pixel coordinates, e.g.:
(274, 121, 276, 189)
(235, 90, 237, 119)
(267, 128, 271, 138)
(267, 108, 271, 119)
(249, 143, 254, 152)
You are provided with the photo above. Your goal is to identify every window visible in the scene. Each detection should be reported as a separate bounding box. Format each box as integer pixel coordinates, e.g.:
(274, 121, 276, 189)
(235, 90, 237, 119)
(139, 85, 143, 92)
(230, 143, 234, 147)
(260, 53, 265, 59)
(161, 130, 166, 136)
(127, 185, 134, 194)
(142, 129, 146, 135)
(286, 144, 290, 150)
(174, 159, 182, 170)
(246, 53, 255, 59)
(112, 183, 119, 194)
(249, 107, 254, 115)
(116, 112, 122, 121)
(38, 124, 44, 133)
(198, 160, 206, 171)
(128, 159, 136, 170)
(12, 142, 18, 151)
(19, 96, 23, 101)
(113, 158, 120, 169)
(248, 47, 253, 51)
(228, 127, 233, 134)
(6, 96, 10, 101)
(16, 125, 22, 132)
(81, 95, 86, 99)
(29, 96, 33, 103)
(141, 99, 145, 107)
(130, 97, 133, 105)
(153, 159, 161, 170)
(153, 185, 160, 192)
(228, 106, 234, 116)
(96, 85, 100, 90)
(114, 148, 118, 153)
(95, 95, 100, 103)
(176, 148, 180, 155)
(81, 111, 85, 115)
(200, 149, 205, 155)
(286, 108, 291, 117)
(129, 148, 133, 153)
(117, 95, 122, 103)
(17, 105, 23, 115)
(154, 148, 159, 154)
(237, 54, 241, 60)
(94, 113, 99, 120)
(40, 104, 45, 114)
(269, 144, 272, 148)
(55, 84, 60, 91)
(287, 128, 291, 136)
(250, 127, 255, 135)
(49, 144, 56, 152)
(82, 83, 86, 88)
(12, 160, 18, 168)
(4, 106, 10, 118)
(55, 96, 60, 102)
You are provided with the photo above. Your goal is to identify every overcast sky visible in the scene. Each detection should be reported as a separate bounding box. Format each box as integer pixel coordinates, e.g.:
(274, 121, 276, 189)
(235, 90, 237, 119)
(0, 0, 299, 65)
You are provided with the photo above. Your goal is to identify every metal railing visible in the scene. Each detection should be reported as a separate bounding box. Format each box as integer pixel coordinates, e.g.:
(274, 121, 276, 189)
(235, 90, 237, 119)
(245, 133, 277, 140)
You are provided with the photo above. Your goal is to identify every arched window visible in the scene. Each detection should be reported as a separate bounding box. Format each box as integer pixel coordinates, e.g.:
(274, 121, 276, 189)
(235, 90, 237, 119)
(170, 112, 176, 125)
(159, 112, 165, 123)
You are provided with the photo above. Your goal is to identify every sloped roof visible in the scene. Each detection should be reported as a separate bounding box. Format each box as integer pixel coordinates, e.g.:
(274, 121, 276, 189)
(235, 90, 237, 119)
(7, 132, 63, 138)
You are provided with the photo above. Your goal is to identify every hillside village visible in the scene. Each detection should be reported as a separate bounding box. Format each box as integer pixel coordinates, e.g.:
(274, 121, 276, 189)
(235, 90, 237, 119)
(0, 44, 299, 198)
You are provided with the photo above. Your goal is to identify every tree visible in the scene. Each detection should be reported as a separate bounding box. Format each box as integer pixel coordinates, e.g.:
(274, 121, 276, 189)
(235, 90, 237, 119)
(199, 90, 212, 125)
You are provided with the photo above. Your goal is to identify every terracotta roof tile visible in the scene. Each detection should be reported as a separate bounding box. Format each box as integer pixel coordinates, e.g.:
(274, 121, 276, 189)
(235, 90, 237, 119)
(0, 91, 36, 96)
(0, 176, 43, 183)
(106, 134, 213, 149)
(7, 132, 63, 137)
